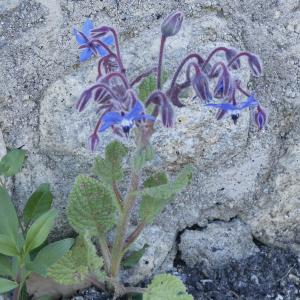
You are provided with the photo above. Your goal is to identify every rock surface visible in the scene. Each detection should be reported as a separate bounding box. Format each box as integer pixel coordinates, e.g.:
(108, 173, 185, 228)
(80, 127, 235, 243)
(0, 0, 299, 284)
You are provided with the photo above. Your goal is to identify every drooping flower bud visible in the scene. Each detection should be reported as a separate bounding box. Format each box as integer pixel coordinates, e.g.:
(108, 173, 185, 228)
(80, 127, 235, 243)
(192, 73, 212, 103)
(76, 89, 92, 112)
(161, 100, 174, 127)
(248, 54, 263, 77)
(226, 48, 241, 70)
(161, 11, 184, 38)
(254, 106, 267, 130)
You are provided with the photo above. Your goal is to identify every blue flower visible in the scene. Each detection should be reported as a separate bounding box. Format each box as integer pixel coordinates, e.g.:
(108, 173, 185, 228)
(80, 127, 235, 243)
(206, 95, 258, 113)
(73, 19, 114, 62)
(99, 101, 155, 134)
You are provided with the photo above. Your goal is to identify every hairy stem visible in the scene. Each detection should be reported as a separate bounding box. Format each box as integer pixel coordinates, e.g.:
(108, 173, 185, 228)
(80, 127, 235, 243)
(202, 46, 229, 69)
(170, 53, 204, 89)
(227, 51, 252, 68)
(110, 172, 139, 279)
(110, 28, 126, 74)
(123, 223, 145, 252)
(157, 36, 166, 90)
(98, 235, 112, 274)
(130, 67, 158, 87)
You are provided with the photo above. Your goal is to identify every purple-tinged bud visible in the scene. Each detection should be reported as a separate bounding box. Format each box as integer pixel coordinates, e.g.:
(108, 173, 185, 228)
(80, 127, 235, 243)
(214, 69, 230, 98)
(192, 73, 212, 103)
(226, 48, 241, 70)
(161, 100, 174, 127)
(254, 106, 267, 130)
(248, 54, 263, 77)
(161, 11, 184, 38)
(88, 132, 100, 151)
(166, 84, 185, 108)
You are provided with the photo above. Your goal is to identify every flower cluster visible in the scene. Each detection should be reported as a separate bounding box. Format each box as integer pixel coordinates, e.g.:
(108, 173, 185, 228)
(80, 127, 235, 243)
(74, 12, 268, 151)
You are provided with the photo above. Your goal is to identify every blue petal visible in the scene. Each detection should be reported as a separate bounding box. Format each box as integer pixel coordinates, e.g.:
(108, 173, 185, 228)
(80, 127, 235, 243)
(96, 46, 109, 57)
(82, 18, 94, 36)
(126, 101, 143, 120)
(99, 122, 114, 132)
(239, 95, 257, 109)
(134, 114, 156, 122)
(206, 103, 236, 111)
(102, 112, 123, 123)
(73, 29, 86, 45)
(102, 35, 114, 46)
(80, 48, 93, 62)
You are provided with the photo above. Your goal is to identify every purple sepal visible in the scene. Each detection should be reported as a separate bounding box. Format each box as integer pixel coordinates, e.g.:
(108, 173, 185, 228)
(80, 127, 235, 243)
(254, 106, 268, 130)
(192, 73, 212, 103)
(161, 101, 174, 127)
(88, 132, 100, 151)
(248, 54, 263, 77)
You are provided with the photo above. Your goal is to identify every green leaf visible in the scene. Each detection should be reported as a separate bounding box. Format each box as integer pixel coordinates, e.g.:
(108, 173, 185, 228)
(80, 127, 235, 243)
(133, 145, 155, 171)
(92, 141, 128, 185)
(0, 255, 13, 277)
(0, 277, 18, 294)
(23, 209, 57, 254)
(0, 234, 20, 257)
(67, 175, 116, 236)
(47, 234, 104, 285)
(122, 244, 149, 269)
(0, 149, 26, 177)
(139, 166, 192, 201)
(144, 274, 193, 300)
(23, 184, 53, 226)
(139, 172, 169, 224)
(138, 72, 168, 102)
(27, 238, 74, 276)
(0, 186, 19, 242)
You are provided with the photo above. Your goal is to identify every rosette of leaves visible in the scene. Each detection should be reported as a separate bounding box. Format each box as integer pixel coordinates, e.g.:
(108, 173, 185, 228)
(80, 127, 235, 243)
(0, 149, 74, 299)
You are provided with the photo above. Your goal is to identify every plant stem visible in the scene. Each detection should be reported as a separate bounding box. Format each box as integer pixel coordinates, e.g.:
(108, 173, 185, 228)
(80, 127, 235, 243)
(170, 53, 204, 89)
(202, 46, 229, 69)
(112, 181, 123, 209)
(123, 223, 145, 252)
(98, 235, 112, 275)
(157, 36, 166, 90)
(110, 172, 139, 279)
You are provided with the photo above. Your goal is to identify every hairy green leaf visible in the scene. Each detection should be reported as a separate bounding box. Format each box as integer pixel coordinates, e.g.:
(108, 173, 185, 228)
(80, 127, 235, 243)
(144, 274, 193, 300)
(92, 141, 128, 185)
(24, 209, 57, 254)
(139, 166, 192, 201)
(122, 244, 149, 269)
(139, 172, 169, 224)
(67, 175, 116, 236)
(27, 238, 74, 276)
(23, 184, 53, 226)
(0, 234, 19, 257)
(0, 149, 26, 177)
(133, 145, 155, 171)
(138, 72, 168, 102)
(0, 186, 19, 242)
(47, 234, 104, 285)
(0, 255, 13, 277)
(0, 277, 18, 294)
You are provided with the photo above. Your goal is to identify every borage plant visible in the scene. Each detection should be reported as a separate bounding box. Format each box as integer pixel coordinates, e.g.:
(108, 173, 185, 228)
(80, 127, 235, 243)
(48, 11, 267, 300)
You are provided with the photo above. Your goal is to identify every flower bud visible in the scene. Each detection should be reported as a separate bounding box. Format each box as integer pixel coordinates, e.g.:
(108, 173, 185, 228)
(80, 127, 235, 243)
(161, 101, 174, 127)
(192, 73, 212, 103)
(254, 106, 267, 130)
(161, 11, 184, 37)
(76, 89, 92, 112)
(248, 54, 262, 77)
(226, 48, 241, 70)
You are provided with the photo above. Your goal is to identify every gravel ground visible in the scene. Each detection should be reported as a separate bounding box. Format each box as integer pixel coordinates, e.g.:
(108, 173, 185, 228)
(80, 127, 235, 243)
(72, 244, 300, 300)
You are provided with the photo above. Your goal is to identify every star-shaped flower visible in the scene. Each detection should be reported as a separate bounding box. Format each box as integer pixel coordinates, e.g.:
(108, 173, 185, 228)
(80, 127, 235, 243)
(99, 101, 155, 134)
(73, 19, 114, 62)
